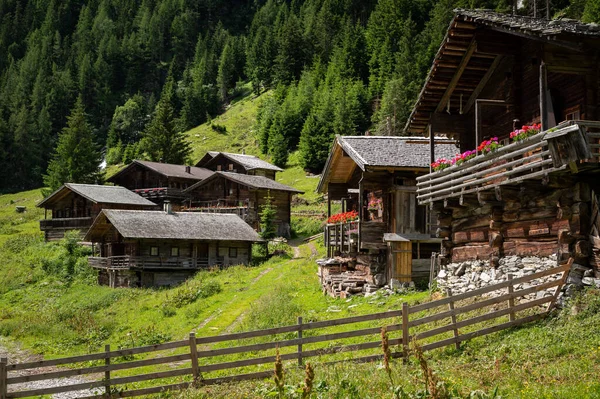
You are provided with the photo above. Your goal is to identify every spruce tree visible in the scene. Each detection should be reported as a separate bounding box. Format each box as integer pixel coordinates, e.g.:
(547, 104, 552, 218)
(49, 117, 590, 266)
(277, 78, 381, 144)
(141, 75, 191, 164)
(43, 96, 103, 195)
(259, 191, 278, 239)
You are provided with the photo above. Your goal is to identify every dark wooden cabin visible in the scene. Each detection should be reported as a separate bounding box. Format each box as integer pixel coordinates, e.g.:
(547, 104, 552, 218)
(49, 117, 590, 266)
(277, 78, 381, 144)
(37, 183, 158, 241)
(85, 209, 263, 288)
(406, 10, 600, 275)
(183, 172, 303, 238)
(195, 152, 283, 180)
(317, 136, 457, 289)
(107, 160, 213, 206)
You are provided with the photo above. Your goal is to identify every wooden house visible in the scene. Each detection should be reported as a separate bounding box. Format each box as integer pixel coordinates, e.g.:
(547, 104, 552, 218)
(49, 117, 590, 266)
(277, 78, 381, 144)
(317, 136, 457, 290)
(195, 152, 283, 180)
(107, 160, 213, 206)
(405, 10, 600, 274)
(85, 209, 263, 288)
(37, 183, 158, 241)
(183, 172, 303, 238)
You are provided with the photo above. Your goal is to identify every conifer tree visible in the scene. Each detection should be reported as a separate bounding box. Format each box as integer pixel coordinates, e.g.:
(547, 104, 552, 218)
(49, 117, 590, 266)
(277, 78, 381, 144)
(217, 42, 235, 101)
(43, 96, 103, 195)
(141, 75, 191, 164)
(259, 191, 278, 239)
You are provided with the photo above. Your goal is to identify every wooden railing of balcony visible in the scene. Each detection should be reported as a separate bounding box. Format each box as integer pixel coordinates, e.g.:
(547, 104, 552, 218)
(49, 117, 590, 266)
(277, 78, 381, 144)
(39, 217, 93, 230)
(325, 220, 359, 257)
(417, 120, 600, 205)
(133, 187, 186, 199)
(88, 256, 218, 270)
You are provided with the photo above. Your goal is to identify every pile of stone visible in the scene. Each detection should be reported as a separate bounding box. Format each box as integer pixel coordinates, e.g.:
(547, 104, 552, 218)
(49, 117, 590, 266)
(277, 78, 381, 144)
(436, 255, 598, 305)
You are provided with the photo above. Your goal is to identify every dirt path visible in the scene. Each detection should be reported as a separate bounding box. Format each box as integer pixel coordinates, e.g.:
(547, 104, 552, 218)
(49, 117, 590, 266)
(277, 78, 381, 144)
(0, 338, 102, 398)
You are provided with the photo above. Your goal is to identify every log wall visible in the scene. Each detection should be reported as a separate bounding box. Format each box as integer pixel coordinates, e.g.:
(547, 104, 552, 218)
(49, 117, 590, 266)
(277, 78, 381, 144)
(437, 180, 595, 269)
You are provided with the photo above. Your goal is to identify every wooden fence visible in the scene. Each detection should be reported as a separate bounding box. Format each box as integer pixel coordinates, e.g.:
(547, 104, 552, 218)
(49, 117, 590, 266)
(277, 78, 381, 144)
(0, 261, 572, 399)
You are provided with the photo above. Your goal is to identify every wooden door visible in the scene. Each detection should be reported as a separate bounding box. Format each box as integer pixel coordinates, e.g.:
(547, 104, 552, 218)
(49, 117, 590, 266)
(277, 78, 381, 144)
(394, 241, 413, 283)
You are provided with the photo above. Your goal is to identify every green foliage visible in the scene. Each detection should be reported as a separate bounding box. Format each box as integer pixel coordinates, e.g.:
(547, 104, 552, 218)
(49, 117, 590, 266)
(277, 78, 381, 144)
(259, 191, 278, 239)
(243, 284, 301, 331)
(164, 280, 223, 309)
(42, 97, 103, 194)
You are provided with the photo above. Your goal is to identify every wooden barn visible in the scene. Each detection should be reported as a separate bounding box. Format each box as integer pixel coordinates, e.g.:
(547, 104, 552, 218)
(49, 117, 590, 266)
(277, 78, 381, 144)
(37, 183, 157, 241)
(405, 10, 600, 274)
(195, 152, 283, 180)
(183, 172, 303, 238)
(317, 135, 457, 293)
(85, 208, 263, 288)
(107, 160, 213, 206)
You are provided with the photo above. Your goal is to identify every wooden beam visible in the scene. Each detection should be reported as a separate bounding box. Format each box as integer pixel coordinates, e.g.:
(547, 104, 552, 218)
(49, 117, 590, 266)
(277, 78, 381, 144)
(436, 39, 477, 113)
(464, 55, 505, 113)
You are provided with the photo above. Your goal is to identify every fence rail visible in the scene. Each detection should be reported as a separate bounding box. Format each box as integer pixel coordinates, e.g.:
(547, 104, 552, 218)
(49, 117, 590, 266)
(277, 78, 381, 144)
(0, 261, 572, 399)
(87, 256, 212, 270)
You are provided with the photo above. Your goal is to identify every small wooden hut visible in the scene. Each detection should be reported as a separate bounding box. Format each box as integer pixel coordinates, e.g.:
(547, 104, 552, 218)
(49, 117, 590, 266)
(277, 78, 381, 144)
(195, 152, 283, 180)
(405, 10, 600, 274)
(317, 135, 457, 290)
(37, 183, 158, 241)
(85, 209, 263, 287)
(107, 160, 213, 206)
(183, 172, 303, 238)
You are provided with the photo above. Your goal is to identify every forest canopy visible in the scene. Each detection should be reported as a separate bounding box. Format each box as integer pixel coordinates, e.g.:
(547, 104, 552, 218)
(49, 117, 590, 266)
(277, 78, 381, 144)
(0, 0, 599, 191)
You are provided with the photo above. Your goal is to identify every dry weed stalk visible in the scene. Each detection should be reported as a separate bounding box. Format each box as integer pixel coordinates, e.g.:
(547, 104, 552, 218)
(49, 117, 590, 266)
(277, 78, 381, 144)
(274, 346, 285, 398)
(381, 327, 395, 386)
(412, 339, 448, 399)
(302, 362, 314, 398)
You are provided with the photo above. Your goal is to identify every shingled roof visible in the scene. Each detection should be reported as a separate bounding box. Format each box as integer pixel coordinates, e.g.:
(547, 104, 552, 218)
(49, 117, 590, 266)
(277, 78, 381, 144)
(38, 183, 158, 208)
(196, 152, 283, 172)
(85, 210, 263, 242)
(108, 160, 213, 182)
(317, 136, 458, 193)
(457, 9, 600, 38)
(337, 136, 457, 170)
(184, 172, 303, 194)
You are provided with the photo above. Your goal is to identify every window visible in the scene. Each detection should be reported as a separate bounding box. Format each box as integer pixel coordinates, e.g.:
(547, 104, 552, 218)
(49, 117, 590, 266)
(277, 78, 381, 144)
(171, 247, 179, 256)
(150, 246, 159, 256)
(564, 106, 581, 121)
(228, 163, 234, 171)
(229, 247, 237, 258)
(217, 165, 222, 171)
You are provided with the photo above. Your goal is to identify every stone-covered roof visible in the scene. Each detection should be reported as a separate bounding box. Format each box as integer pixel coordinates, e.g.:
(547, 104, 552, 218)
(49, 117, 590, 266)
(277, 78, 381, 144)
(85, 210, 263, 242)
(456, 8, 600, 38)
(337, 136, 458, 170)
(108, 160, 213, 182)
(197, 152, 283, 172)
(38, 183, 158, 208)
(184, 172, 303, 194)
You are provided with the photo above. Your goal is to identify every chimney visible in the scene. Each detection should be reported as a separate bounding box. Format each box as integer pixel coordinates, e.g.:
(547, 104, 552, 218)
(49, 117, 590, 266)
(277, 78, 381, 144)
(185, 165, 191, 174)
(164, 200, 173, 214)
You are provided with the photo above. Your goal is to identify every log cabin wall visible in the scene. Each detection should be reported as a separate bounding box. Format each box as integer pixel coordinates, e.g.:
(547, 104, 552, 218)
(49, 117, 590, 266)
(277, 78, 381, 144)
(436, 180, 596, 269)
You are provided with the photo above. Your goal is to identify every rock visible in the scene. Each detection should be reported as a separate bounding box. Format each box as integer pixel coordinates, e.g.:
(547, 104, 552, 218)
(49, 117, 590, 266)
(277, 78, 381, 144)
(584, 269, 595, 277)
(438, 270, 447, 279)
(454, 263, 467, 276)
(480, 272, 491, 283)
(374, 274, 386, 286)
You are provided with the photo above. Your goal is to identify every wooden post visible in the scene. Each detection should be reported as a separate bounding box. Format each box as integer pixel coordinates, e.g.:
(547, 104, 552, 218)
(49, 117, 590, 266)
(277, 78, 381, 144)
(446, 289, 460, 350)
(507, 274, 516, 322)
(104, 345, 111, 398)
(402, 302, 409, 361)
(189, 332, 200, 385)
(540, 61, 548, 132)
(297, 317, 303, 367)
(429, 124, 435, 173)
(340, 222, 345, 253)
(0, 357, 7, 399)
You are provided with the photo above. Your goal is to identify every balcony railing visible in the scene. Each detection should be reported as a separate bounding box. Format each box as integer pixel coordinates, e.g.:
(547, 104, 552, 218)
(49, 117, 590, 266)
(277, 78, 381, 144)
(417, 120, 600, 205)
(325, 220, 360, 257)
(133, 187, 186, 199)
(88, 255, 221, 270)
(39, 217, 93, 231)
(184, 199, 250, 219)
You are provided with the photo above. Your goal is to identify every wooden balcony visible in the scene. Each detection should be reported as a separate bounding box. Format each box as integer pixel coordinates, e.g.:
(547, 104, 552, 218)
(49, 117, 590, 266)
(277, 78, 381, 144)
(325, 220, 360, 257)
(184, 199, 250, 219)
(417, 120, 600, 205)
(39, 217, 93, 231)
(133, 187, 186, 200)
(88, 255, 222, 270)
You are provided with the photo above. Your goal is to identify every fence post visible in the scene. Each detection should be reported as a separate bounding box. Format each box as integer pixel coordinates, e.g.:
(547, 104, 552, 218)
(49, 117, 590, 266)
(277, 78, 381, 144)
(402, 302, 409, 361)
(0, 357, 7, 399)
(297, 317, 303, 367)
(189, 333, 200, 386)
(446, 289, 460, 350)
(507, 274, 516, 322)
(103, 345, 111, 398)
